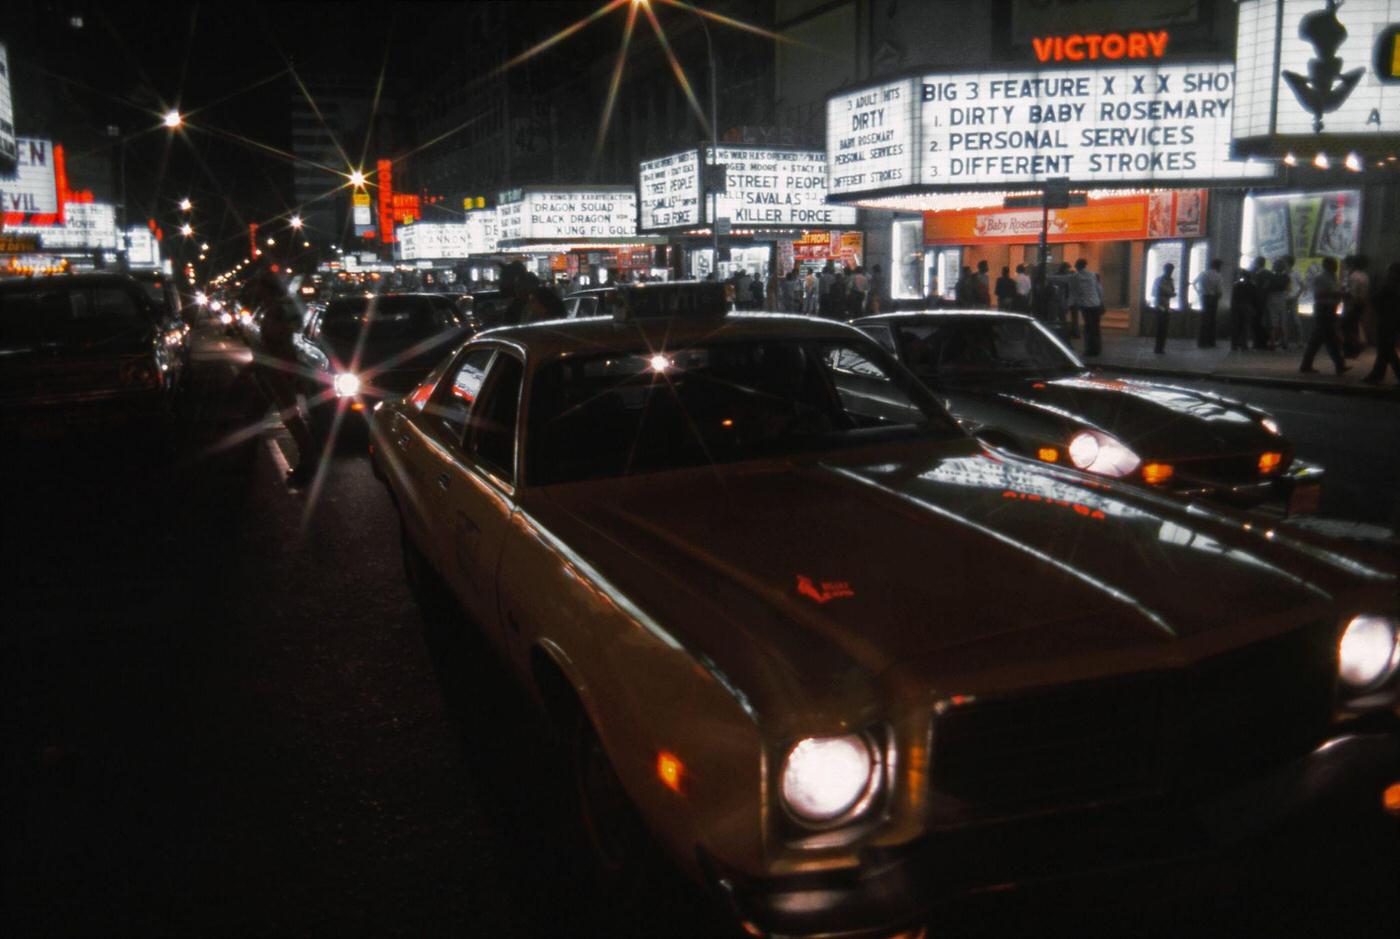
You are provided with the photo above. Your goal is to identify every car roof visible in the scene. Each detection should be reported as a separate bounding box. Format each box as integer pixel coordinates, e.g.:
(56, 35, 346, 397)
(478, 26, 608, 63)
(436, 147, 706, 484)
(853, 309, 1036, 326)
(474, 312, 867, 359)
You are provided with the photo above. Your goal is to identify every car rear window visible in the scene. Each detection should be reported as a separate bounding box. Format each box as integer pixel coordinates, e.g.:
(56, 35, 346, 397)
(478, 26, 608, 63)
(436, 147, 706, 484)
(0, 283, 151, 346)
(321, 295, 460, 340)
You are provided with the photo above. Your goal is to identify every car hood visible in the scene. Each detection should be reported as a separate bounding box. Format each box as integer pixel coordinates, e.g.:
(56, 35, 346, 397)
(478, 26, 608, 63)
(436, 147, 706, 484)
(945, 373, 1279, 457)
(532, 440, 1389, 727)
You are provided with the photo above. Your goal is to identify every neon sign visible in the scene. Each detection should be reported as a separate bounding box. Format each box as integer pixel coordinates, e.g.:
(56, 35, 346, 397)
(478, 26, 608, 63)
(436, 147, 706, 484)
(1032, 32, 1170, 63)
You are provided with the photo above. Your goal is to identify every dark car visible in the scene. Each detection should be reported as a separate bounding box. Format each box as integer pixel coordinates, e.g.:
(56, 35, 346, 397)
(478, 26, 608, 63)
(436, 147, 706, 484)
(564, 280, 731, 320)
(850, 310, 1322, 514)
(0, 273, 189, 443)
(459, 289, 511, 332)
(294, 292, 470, 434)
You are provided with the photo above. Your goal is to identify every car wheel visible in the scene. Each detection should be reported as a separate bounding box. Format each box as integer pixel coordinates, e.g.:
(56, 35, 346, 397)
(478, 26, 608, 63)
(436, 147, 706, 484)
(567, 707, 660, 887)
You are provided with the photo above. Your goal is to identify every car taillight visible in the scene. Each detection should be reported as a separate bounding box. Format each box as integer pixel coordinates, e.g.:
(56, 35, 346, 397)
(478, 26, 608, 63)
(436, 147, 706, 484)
(1259, 452, 1283, 475)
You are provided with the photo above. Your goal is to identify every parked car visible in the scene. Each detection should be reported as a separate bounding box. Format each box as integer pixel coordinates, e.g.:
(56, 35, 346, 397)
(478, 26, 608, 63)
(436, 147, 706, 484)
(851, 310, 1323, 515)
(564, 280, 730, 320)
(0, 273, 189, 443)
(295, 292, 470, 434)
(370, 296, 1398, 938)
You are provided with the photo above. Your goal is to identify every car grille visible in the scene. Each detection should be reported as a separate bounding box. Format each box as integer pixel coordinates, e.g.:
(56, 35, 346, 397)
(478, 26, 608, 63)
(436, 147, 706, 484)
(929, 626, 1335, 819)
(1171, 453, 1279, 486)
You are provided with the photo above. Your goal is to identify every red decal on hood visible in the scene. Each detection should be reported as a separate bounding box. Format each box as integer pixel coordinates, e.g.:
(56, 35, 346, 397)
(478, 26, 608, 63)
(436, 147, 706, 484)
(796, 575, 856, 604)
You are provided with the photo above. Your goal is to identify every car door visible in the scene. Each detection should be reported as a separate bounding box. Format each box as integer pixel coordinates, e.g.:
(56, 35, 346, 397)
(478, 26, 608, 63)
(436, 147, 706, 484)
(434, 348, 524, 635)
(392, 345, 495, 555)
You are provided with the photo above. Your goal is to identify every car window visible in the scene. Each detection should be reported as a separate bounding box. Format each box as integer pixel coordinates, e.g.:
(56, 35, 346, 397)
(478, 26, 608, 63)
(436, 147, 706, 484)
(429, 347, 495, 439)
(858, 324, 896, 353)
(897, 319, 1079, 378)
(573, 297, 598, 318)
(467, 353, 523, 483)
(88, 287, 144, 320)
(527, 337, 957, 485)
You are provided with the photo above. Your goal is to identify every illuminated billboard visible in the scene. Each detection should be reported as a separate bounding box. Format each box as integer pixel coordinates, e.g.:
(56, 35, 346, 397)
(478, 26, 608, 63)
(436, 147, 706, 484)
(497, 188, 636, 243)
(827, 64, 1273, 196)
(639, 147, 856, 231)
(0, 138, 60, 223)
(0, 43, 15, 175)
(1234, 0, 1400, 154)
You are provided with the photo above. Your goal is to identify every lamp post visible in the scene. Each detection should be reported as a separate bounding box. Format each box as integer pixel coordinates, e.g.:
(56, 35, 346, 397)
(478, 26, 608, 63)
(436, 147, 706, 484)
(697, 13, 719, 280)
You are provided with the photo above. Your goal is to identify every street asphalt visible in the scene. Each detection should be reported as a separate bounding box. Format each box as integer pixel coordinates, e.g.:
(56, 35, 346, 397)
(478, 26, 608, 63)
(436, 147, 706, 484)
(2, 326, 1396, 937)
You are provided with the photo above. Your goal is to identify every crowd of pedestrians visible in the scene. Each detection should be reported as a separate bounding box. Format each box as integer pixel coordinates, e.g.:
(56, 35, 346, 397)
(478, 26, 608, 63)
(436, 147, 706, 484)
(760, 261, 885, 318)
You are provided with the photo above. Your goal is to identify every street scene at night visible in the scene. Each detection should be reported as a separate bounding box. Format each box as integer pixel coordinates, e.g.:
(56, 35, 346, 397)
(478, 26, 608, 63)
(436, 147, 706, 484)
(3, 2, 1400, 937)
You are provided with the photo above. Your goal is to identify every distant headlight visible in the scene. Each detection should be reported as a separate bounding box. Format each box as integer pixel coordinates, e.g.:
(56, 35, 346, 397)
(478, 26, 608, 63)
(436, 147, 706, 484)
(1338, 615, 1399, 690)
(333, 372, 362, 397)
(219, 312, 233, 326)
(1067, 429, 1141, 478)
(780, 734, 879, 825)
(1260, 416, 1281, 436)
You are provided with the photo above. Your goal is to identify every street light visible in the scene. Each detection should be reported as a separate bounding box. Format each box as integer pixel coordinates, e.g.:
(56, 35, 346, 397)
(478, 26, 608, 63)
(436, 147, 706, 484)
(179, 197, 192, 212)
(266, 237, 276, 246)
(348, 169, 366, 188)
(290, 214, 303, 230)
(163, 110, 183, 129)
(180, 223, 194, 237)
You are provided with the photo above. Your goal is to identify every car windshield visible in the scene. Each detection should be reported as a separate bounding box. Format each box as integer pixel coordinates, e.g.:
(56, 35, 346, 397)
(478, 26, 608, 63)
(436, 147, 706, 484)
(321, 295, 460, 341)
(894, 318, 1081, 379)
(526, 336, 960, 485)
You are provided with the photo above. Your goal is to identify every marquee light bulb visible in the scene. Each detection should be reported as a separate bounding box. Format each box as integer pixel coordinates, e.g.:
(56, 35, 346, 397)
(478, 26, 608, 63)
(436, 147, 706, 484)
(1344, 152, 1363, 172)
(1313, 153, 1329, 169)
(1282, 152, 1297, 166)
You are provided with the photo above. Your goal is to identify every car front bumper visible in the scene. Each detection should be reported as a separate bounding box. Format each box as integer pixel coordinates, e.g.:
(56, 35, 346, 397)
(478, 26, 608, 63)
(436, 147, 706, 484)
(1172, 459, 1324, 516)
(703, 725, 1400, 938)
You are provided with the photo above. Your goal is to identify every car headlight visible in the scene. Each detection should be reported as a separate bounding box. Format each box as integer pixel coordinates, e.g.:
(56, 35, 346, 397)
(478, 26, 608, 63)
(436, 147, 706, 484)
(780, 734, 879, 826)
(1067, 430, 1141, 478)
(1338, 615, 1399, 691)
(1260, 416, 1281, 436)
(333, 372, 362, 397)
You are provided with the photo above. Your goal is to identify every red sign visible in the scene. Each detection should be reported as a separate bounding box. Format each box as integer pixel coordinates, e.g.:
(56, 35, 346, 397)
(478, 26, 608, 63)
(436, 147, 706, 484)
(390, 192, 420, 225)
(1032, 31, 1169, 63)
(924, 191, 1207, 246)
(248, 222, 258, 257)
(377, 159, 395, 244)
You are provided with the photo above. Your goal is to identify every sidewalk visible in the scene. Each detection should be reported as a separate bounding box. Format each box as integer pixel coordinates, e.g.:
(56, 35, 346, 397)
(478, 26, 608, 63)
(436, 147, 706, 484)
(1085, 334, 1400, 397)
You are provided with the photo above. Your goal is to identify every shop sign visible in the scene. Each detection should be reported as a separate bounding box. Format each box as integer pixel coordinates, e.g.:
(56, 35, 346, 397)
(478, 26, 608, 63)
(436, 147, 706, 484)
(0, 232, 39, 252)
(828, 64, 1272, 195)
(0, 43, 16, 175)
(827, 78, 919, 197)
(6, 202, 117, 249)
(1031, 32, 1170, 63)
(497, 189, 636, 241)
(793, 230, 832, 260)
(0, 138, 60, 222)
(922, 191, 1209, 245)
(126, 227, 159, 267)
(1233, 0, 1400, 153)
(639, 149, 700, 229)
(352, 190, 372, 229)
(639, 146, 855, 230)
(377, 158, 395, 244)
(465, 208, 499, 254)
(791, 229, 865, 263)
(397, 222, 472, 260)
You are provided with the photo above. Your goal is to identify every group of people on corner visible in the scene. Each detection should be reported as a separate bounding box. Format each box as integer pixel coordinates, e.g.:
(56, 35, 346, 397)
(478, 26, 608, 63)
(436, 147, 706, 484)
(1186, 253, 1400, 384)
(765, 261, 884, 318)
(936, 258, 1108, 358)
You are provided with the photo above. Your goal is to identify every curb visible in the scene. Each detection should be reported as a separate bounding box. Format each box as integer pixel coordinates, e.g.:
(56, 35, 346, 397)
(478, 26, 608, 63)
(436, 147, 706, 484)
(1093, 363, 1400, 399)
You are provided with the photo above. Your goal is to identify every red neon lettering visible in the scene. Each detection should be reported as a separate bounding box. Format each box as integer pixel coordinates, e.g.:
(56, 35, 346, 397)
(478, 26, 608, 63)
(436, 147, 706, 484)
(1064, 35, 1085, 61)
(1032, 36, 1055, 62)
(1147, 31, 1169, 57)
(1127, 33, 1148, 57)
(1102, 33, 1126, 58)
(1084, 34, 1104, 58)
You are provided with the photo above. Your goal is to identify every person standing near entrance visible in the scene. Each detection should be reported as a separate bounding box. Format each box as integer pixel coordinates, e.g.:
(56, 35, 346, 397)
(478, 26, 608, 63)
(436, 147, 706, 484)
(973, 260, 992, 307)
(802, 267, 819, 315)
(1014, 263, 1032, 312)
(1193, 258, 1223, 348)
(1152, 263, 1176, 354)
(1299, 257, 1349, 376)
(1073, 259, 1105, 357)
(1362, 262, 1400, 385)
(1228, 266, 1257, 351)
(995, 266, 1017, 310)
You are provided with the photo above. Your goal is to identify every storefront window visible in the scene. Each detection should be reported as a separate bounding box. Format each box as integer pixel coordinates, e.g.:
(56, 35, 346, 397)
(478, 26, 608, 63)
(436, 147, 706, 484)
(933, 249, 962, 302)
(1187, 241, 1210, 309)
(1144, 242, 1185, 311)
(1241, 189, 1360, 315)
(891, 219, 923, 300)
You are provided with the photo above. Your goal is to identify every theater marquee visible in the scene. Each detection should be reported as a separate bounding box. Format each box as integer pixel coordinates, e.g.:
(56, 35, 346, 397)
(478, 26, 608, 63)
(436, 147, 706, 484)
(827, 63, 1273, 197)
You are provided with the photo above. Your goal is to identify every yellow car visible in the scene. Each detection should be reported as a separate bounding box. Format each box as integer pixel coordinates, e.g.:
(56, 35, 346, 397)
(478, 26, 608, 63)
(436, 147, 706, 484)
(370, 293, 1399, 937)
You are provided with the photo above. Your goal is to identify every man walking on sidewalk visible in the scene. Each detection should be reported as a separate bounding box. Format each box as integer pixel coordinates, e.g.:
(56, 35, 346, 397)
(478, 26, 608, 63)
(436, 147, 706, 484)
(1072, 259, 1105, 357)
(1194, 258, 1223, 348)
(1362, 262, 1400, 385)
(1153, 263, 1176, 354)
(1299, 257, 1349, 376)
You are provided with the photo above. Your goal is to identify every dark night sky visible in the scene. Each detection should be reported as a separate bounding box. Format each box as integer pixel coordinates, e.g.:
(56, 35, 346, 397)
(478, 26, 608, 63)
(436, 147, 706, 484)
(9, 1, 592, 270)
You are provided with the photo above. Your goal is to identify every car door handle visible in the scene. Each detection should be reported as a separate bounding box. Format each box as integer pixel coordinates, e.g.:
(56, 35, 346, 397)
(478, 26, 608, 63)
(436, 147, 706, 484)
(437, 472, 451, 491)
